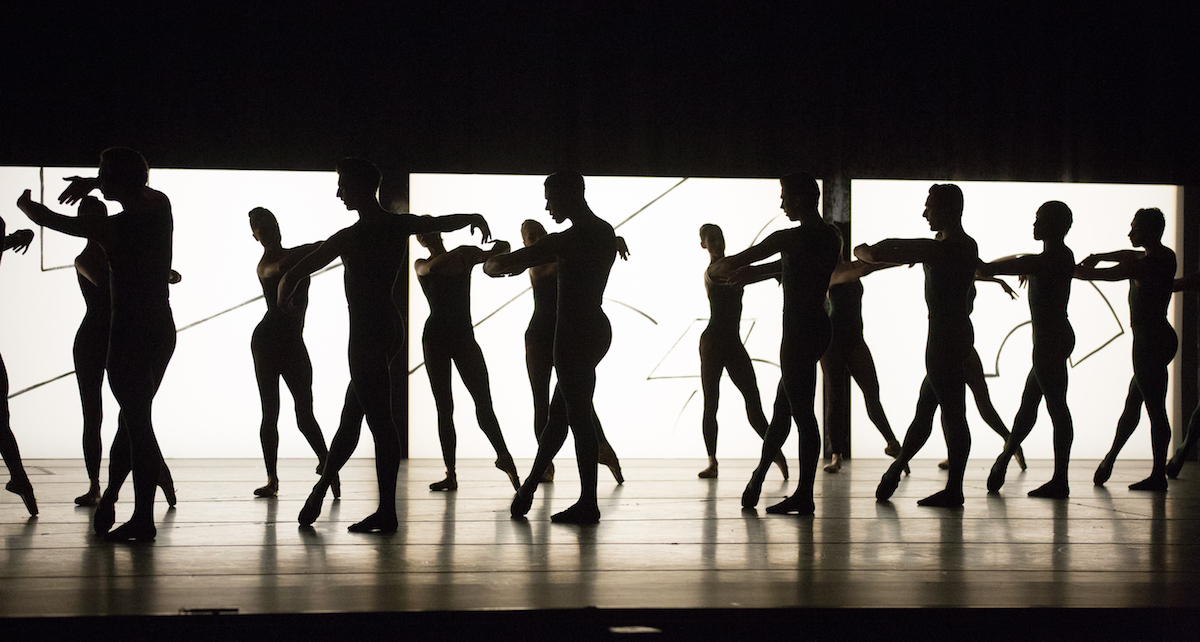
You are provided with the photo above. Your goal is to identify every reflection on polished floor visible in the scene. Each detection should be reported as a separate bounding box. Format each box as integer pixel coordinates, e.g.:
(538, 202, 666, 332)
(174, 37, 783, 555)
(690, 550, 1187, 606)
(1, 457, 1198, 617)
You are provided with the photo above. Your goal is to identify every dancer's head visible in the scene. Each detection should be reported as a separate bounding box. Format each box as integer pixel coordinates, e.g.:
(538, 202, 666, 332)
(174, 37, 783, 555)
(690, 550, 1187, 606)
(335, 158, 382, 211)
(1129, 207, 1166, 247)
(78, 196, 108, 220)
(248, 207, 281, 246)
(521, 219, 548, 247)
(699, 223, 725, 255)
(544, 171, 586, 223)
(98, 147, 149, 201)
(923, 184, 964, 232)
(1033, 201, 1072, 241)
(779, 172, 820, 221)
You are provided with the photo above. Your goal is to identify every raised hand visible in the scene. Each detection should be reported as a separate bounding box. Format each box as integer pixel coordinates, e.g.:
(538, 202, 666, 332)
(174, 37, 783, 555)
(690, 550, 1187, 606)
(470, 214, 492, 242)
(7, 229, 34, 253)
(58, 176, 101, 205)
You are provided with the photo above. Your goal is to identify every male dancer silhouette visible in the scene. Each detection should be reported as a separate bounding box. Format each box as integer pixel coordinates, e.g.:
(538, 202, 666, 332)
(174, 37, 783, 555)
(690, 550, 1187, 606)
(856, 184, 978, 508)
(1, 216, 36, 516)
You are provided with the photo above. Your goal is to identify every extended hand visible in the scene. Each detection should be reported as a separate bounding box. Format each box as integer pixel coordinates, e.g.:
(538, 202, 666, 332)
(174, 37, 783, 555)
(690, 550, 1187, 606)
(8, 229, 34, 253)
(616, 236, 631, 260)
(1080, 254, 1102, 268)
(470, 214, 492, 242)
(59, 176, 100, 205)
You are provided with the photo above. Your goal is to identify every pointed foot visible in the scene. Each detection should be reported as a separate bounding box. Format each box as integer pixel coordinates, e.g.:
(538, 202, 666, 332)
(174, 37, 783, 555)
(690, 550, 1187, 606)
(6, 479, 38, 516)
(599, 449, 624, 485)
(917, 488, 964, 508)
(331, 473, 341, 499)
(1015, 446, 1027, 471)
(93, 497, 116, 534)
(1094, 458, 1114, 486)
(158, 467, 177, 507)
(540, 462, 555, 484)
(551, 502, 600, 525)
(298, 487, 326, 526)
(876, 464, 903, 503)
(1027, 479, 1070, 499)
(496, 458, 521, 490)
(1165, 449, 1186, 479)
(742, 476, 764, 509)
(773, 453, 789, 480)
(765, 494, 814, 515)
(511, 487, 534, 519)
(987, 458, 1008, 494)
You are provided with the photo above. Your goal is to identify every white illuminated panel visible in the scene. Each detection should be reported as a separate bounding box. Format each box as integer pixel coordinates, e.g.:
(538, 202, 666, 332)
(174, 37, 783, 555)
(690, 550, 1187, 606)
(850, 180, 1180, 461)
(409, 174, 818, 461)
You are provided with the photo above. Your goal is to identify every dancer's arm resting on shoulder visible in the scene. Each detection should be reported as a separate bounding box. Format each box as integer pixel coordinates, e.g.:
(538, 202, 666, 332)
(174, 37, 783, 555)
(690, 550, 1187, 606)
(484, 234, 558, 277)
(854, 238, 940, 265)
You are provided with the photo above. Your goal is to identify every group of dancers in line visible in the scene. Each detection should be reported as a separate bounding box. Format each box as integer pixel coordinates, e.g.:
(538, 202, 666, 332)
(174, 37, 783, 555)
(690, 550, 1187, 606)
(3, 148, 1200, 541)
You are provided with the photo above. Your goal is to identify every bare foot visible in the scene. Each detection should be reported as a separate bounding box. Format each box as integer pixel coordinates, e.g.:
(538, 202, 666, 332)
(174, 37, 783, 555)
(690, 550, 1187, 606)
(347, 511, 398, 533)
(511, 487, 534, 519)
(773, 453, 789, 480)
(1027, 479, 1069, 498)
(876, 463, 903, 503)
(917, 488, 964, 508)
(5, 479, 37, 516)
(1165, 448, 1186, 479)
(765, 494, 814, 515)
(551, 502, 600, 524)
(103, 520, 156, 543)
(496, 458, 521, 490)
(698, 461, 718, 479)
(1094, 458, 1114, 486)
(75, 481, 101, 507)
(541, 462, 555, 483)
(823, 453, 843, 474)
(599, 448, 624, 484)
(429, 474, 458, 492)
(254, 479, 279, 498)
(1128, 474, 1168, 492)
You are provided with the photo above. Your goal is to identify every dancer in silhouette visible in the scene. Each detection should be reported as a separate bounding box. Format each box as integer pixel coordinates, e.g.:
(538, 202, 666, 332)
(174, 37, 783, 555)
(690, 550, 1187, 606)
(980, 201, 1076, 497)
(520, 219, 624, 484)
(285, 158, 493, 532)
(485, 171, 619, 524)
(696, 223, 788, 480)
(1, 216, 36, 516)
(820, 251, 903, 473)
(1075, 208, 1176, 491)
(725, 172, 841, 516)
(20, 147, 177, 541)
(1168, 270, 1200, 478)
(248, 207, 332, 498)
(857, 184, 978, 508)
(414, 230, 520, 491)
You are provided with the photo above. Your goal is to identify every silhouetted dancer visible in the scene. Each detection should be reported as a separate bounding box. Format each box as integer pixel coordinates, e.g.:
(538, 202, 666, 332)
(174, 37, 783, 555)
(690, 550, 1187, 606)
(20, 148, 178, 541)
(248, 207, 333, 498)
(856, 184, 977, 508)
(696, 223, 788, 480)
(484, 172, 619, 525)
(283, 158, 493, 532)
(725, 173, 841, 516)
(820, 254, 903, 473)
(980, 201, 1076, 497)
(1, 216, 36, 516)
(519, 219, 624, 485)
(1168, 270, 1200, 478)
(414, 231, 520, 491)
(1075, 208, 1176, 491)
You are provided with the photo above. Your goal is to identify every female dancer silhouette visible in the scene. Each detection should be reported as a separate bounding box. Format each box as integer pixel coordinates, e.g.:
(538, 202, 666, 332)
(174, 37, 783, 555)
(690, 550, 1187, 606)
(1, 217, 36, 516)
(727, 172, 842, 516)
(248, 207, 332, 498)
(696, 223, 788, 480)
(485, 171, 619, 525)
(520, 219, 624, 484)
(1168, 270, 1200, 478)
(20, 147, 177, 541)
(414, 231, 520, 491)
(980, 201, 1076, 497)
(284, 158, 494, 532)
(71, 196, 179, 509)
(1075, 208, 1176, 491)
(820, 254, 903, 473)
(857, 184, 979, 508)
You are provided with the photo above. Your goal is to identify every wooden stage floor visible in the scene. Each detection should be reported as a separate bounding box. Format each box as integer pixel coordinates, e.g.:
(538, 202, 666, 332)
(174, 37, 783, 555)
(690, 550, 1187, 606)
(2, 457, 1199, 624)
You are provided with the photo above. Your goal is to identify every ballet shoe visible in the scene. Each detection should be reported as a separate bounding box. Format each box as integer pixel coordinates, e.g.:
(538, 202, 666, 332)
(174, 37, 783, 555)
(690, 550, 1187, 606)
(551, 502, 600, 525)
(917, 488, 964, 508)
(1165, 449, 1186, 479)
(1027, 480, 1069, 499)
(103, 520, 156, 543)
(1128, 474, 1168, 492)
(876, 465, 902, 503)
(1094, 458, 1114, 486)
(937, 458, 950, 470)
(331, 473, 341, 499)
(158, 468, 177, 507)
(6, 479, 38, 516)
(697, 463, 718, 479)
(986, 459, 1007, 494)
(75, 485, 102, 507)
(1015, 446, 1027, 471)
(94, 498, 116, 534)
(429, 476, 458, 492)
(253, 480, 279, 498)
(741, 478, 763, 509)
(496, 458, 521, 490)
(823, 455, 842, 474)
(884, 443, 910, 475)
(347, 512, 398, 534)
(511, 488, 534, 519)
(598, 450, 624, 485)
(541, 462, 555, 483)
(765, 494, 814, 515)
(298, 488, 325, 526)
(773, 453, 789, 480)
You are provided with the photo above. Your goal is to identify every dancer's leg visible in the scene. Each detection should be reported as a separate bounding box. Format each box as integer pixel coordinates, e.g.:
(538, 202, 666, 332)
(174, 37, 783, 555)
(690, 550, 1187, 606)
(920, 354, 970, 508)
(698, 334, 723, 477)
(726, 339, 786, 478)
(988, 368, 1042, 493)
(424, 334, 458, 490)
(877, 378, 937, 502)
(280, 342, 330, 466)
(552, 368, 602, 524)
(742, 380, 792, 508)
(819, 346, 849, 473)
(512, 386, 570, 518)
(845, 339, 900, 449)
(1, 354, 36, 516)
(1095, 378, 1144, 486)
(454, 337, 519, 488)
(252, 349, 282, 495)
(767, 357, 821, 514)
(74, 325, 106, 504)
(299, 383, 362, 526)
(1129, 334, 1174, 491)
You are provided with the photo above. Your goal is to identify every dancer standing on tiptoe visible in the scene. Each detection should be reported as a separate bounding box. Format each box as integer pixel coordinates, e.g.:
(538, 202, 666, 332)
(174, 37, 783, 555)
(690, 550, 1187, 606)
(414, 230, 520, 491)
(1075, 208, 1176, 492)
(696, 223, 788, 480)
(724, 172, 841, 516)
(1, 216, 36, 516)
(20, 147, 177, 541)
(485, 171, 618, 525)
(283, 158, 494, 532)
(980, 201, 1076, 498)
(856, 184, 978, 508)
(248, 207, 333, 498)
(519, 219, 624, 484)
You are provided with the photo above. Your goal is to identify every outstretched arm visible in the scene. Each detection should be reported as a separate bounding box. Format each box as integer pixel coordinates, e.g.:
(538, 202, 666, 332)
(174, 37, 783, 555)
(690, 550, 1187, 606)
(723, 260, 782, 287)
(722, 231, 786, 272)
(277, 241, 325, 274)
(17, 190, 111, 243)
(4, 228, 34, 254)
(416, 241, 512, 277)
(1074, 250, 1139, 281)
(854, 238, 941, 265)
(406, 213, 492, 241)
(977, 272, 1018, 299)
(829, 259, 899, 285)
(58, 176, 101, 205)
(278, 232, 346, 311)
(484, 234, 560, 277)
(1174, 271, 1200, 292)
(980, 254, 1041, 277)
